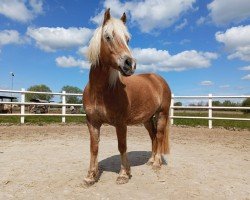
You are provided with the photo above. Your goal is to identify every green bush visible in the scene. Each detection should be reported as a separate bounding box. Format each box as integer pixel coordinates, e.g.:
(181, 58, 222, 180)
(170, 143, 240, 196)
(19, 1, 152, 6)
(242, 98, 250, 113)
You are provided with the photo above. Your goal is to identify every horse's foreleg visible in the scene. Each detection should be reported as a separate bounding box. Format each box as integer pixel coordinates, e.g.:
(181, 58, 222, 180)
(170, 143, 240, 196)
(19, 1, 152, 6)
(115, 125, 131, 184)
(144, 118, 157, 165)
(84, 120, 101, 185)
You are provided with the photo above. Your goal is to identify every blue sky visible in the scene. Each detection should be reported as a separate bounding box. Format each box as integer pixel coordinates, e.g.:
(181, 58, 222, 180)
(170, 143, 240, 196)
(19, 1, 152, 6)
(0, 0, 250, 95)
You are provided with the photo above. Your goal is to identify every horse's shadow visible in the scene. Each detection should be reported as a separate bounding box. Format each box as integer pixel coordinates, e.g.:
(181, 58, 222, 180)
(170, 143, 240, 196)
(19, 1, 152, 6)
(98, 151, 167, 175)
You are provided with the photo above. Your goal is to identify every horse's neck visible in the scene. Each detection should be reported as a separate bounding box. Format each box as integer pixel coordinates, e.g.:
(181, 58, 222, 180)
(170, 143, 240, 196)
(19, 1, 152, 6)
(89, 64, 120, 93)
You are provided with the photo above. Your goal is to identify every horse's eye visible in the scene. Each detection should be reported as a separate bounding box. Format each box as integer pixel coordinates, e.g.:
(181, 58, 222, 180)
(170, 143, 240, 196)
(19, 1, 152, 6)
(106, 35, 111, 41)
(127, 39, 130, 44)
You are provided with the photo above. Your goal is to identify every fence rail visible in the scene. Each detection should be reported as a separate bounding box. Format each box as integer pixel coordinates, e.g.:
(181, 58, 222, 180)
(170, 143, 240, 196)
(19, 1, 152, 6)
(0, 89, 249, 128)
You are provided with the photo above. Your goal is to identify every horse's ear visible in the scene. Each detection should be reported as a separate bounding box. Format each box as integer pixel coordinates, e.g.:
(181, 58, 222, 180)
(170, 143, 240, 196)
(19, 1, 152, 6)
(121, 12, 126, 24)
(103, 8, 111, 26)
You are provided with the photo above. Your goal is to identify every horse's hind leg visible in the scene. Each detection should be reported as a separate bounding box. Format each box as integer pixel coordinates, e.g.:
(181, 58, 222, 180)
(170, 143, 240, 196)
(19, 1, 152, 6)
(143, 117, 157, 165)
(153, 111, 169, 170)
(84, 120, 101, 186)
(115, 125, 131, 184)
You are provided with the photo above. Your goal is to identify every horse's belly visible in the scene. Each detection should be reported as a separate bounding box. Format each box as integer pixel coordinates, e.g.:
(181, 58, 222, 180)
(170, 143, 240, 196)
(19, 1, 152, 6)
(126, 106, 157, 125)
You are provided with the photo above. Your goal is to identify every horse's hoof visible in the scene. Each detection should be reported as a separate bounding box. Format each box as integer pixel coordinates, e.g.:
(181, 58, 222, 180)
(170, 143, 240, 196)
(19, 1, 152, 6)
(116, 176, 129, 185)
(152, 164, 161, 171)
(146, 159, 154, 166)
(83, 177, 96, 186)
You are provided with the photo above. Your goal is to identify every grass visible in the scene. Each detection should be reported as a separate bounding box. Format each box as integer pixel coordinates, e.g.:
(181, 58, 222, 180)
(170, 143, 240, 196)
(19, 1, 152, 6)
(0, 116, 86, 124)
(0, 111, 249, 130)
(174, 111, 250, 130)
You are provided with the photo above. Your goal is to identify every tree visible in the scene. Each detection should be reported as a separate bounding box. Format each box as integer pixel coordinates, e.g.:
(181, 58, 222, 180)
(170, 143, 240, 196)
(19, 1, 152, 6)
(61, 85, 82, 104)
(26, 84, 53, 101)
(174, 102, 182, 106)
(242, 98, 250, 114)
(212, 101, 221, 106)
(222, 100, 236, 107)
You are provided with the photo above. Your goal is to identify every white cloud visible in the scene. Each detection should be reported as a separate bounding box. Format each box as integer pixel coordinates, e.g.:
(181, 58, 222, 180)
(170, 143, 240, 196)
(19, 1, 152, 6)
(57, 47, 218, 72)
(132, 48, 218, 72)
(91, 0, 196, 33)
(27, 27, 93, 52)
(200, 81, 214, 86)
(241, 74, 250, 80)
(0, 30, 23, 46)
(55, 56, 89, 69)
(239, 65, 250, 71)
(175, 19, 188, 31)
(29, 0, 43, 14)
(196, 16, 206, 25)
(77, 46, 88, 57)
(207, 0, 250, 25)
(0, 0, 43, 23)
(180, 39, 191, 45)
(215, 25, 250, 61)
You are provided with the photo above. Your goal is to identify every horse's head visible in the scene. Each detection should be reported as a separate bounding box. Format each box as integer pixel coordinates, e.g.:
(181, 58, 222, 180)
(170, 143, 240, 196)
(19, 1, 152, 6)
(87, 9, 136, 77)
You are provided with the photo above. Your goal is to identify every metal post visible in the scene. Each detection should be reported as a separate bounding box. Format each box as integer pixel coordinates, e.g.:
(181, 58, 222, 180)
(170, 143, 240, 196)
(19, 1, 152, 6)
(21, 88, 25, 124)
(170, 94, 174, 125)
(208, 93, 212, 129)
(62, 91, 66, 123)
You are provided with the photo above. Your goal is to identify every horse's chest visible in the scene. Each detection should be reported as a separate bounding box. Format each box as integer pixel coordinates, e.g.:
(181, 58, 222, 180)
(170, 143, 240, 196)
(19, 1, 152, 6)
(84, 99, 107, 118)
(84, 95, 127, 124)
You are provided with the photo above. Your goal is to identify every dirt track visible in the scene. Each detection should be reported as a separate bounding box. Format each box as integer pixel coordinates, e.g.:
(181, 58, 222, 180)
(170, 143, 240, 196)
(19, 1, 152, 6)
(0, 125, 249, 200)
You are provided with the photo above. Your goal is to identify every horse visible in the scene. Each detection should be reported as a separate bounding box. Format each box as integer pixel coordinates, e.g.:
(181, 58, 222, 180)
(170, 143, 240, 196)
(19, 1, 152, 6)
(83, 8, 171, 185)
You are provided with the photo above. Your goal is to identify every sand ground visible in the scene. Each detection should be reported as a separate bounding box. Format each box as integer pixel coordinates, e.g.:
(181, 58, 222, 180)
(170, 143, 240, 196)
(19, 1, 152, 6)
(0, 125, 249, 200)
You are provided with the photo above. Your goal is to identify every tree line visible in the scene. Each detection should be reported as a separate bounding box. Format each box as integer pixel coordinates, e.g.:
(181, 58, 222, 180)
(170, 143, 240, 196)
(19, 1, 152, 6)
(174, 99, 250, 113)
(26, 84, 83, 104)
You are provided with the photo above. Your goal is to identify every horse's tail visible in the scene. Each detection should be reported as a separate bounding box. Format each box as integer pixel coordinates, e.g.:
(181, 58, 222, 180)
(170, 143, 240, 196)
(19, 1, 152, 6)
(161, 117, 170, 154)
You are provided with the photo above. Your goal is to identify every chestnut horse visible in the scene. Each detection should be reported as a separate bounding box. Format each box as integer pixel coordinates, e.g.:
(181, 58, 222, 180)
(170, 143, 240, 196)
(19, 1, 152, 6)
(83, 9, 171, 185)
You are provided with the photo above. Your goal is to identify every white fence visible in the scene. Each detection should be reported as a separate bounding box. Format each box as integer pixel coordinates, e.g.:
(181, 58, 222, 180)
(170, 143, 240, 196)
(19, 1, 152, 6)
(0, 89, 85, 124)
(0, 89, 249, 128)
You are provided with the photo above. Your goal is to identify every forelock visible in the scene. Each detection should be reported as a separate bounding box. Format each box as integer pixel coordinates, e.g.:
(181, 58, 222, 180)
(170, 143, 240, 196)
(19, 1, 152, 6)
(103, 18, 130, 42)
(87, 18, 131, 66)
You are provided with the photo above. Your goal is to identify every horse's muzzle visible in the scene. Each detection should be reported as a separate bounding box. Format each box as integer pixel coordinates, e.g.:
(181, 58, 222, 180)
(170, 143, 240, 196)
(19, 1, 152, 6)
(120, 57, 136, 76)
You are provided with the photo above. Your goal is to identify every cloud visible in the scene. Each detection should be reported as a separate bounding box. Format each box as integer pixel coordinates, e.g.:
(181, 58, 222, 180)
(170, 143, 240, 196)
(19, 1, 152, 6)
(215, 25, 250, 61)
(207, 0, 250, 25)
(132, 48, 218, 72)
(200, 81, 214, 86)
(179, 39, 191, 45)
(0, 30, 23, 46)
(196, 17, 206, 25)
(241, 74, 250, 80)
(29, 0, 43, 14)
(0, 0, 43, 23)
(27, 27, 93, 52)
(57, 47, 218, 72)
(77, 46, 88, 57)
(239, 65, 250, 71)
(175, 19, 188, 31)
(91, 0, 196, 33)
(55, 56, 89, 69)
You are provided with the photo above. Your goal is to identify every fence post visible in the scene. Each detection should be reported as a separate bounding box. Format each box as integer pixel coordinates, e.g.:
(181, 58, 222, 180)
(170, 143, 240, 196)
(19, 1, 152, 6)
(170, 94, 174, 125)
(208, 93, 212, 129)
(62, 91, 66, 123)
(21, 88, 25, 124)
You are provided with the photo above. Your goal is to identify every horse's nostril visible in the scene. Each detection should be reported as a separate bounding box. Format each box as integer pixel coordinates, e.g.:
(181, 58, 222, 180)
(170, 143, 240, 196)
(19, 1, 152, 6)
(125, 58, 132, 67)
(123, 66, 130, 71)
